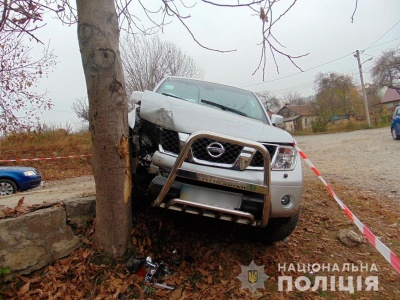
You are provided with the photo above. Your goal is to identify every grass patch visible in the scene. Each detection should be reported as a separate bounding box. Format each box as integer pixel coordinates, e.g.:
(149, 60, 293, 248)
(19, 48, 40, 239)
(0, 128, 92, 180)
(294, 120, 391, 136)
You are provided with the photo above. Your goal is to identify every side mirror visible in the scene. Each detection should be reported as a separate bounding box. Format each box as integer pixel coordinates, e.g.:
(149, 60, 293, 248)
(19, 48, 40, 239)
(271, 114, 284, 128)
(130, 91, 144, 104)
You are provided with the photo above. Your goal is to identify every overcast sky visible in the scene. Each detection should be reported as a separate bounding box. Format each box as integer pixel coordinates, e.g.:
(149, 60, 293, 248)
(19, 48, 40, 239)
(30, 0, 400, 130)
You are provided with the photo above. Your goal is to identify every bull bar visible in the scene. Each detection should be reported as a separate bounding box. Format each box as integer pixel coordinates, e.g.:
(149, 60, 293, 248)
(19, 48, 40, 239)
(151, 130, 271, 228)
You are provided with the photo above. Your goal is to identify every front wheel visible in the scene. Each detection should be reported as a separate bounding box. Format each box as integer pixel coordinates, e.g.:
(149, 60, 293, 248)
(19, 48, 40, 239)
(391, 127, 400, 140)
(0, 179, 17, 196)
(249, 210, 300, 244)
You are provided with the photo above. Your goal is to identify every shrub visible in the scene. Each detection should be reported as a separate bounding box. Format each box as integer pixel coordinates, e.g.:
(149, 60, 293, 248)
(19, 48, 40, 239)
(311, 119, 327, 133)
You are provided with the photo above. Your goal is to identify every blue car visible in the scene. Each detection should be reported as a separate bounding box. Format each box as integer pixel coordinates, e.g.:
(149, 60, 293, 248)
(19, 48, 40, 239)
(391, 106, 400, 140)
(0, 166, 42, 196)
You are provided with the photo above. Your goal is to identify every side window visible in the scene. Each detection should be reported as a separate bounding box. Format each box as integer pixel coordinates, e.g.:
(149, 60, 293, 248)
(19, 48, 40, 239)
(397, 108, 400, 116)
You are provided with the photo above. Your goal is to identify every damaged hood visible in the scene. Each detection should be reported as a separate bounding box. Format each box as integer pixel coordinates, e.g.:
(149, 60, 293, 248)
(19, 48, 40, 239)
(138, 91, 294, 144)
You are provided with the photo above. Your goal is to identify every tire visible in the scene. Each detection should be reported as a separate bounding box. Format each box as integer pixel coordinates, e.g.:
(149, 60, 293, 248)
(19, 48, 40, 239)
(0, 179, 18, 196)
(391, 127, 400, 140)
(249, 210, 300, 244)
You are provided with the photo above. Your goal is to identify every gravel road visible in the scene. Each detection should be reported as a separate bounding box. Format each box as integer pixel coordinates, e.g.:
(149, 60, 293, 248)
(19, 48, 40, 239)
(1, 126, 398, 208)
(295, 126, 400, 201)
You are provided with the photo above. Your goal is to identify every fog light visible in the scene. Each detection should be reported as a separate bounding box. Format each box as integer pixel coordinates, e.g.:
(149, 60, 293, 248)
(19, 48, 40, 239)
(281, 194, 292, 206)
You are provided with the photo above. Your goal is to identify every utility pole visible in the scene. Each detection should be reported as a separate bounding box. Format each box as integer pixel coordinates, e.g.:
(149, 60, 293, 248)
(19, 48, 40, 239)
(354, 50, 371, 127)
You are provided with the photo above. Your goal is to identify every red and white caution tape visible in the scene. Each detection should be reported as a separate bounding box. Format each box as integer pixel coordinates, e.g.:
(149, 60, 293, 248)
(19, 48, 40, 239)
(0, 154, 92, 163)
(295, 144, 400, 274)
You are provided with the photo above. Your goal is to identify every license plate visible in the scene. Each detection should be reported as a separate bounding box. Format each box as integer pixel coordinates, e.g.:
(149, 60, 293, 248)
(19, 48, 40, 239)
(180, 184, 242, 210)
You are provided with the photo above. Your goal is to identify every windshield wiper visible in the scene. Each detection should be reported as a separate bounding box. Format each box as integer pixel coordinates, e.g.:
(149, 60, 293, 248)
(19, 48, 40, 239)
(201, 99, 247, 116)
(162, 93, 185, 101)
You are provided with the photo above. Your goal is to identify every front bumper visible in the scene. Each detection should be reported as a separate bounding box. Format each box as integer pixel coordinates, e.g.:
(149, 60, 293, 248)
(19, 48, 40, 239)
(19, 175, 42, 191)
(151, 150, 302, 218)
(145, 130, 302, 227)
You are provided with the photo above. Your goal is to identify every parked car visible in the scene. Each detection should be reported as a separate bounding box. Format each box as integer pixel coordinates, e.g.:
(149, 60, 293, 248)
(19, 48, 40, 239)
(128, 76, 303, 243)
(391, 106, 400, 140)
(0, 166, 42, 196)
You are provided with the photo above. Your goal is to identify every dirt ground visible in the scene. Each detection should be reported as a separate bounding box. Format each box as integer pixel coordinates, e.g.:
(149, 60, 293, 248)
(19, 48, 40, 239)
(0, 175, 95, 208)
(1, 126, 399, 299)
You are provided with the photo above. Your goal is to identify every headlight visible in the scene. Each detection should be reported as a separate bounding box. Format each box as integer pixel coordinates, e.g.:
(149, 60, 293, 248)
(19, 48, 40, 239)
(272, 146, 297, 170)
(24, 170, 36, 176)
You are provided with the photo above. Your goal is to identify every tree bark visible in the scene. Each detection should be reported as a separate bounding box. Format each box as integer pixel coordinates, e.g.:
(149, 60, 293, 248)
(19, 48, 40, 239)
(76, 0, 132, 257)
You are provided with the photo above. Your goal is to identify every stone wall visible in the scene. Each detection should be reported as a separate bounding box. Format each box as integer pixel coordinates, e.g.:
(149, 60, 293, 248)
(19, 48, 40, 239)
(0, 197, 95, 275)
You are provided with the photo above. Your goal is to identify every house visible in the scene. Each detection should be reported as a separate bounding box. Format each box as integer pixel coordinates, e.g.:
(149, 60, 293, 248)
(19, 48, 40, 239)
(380, 88, 400, 115)
(266, 109, 276, 118)
(277, 105, 317, 132)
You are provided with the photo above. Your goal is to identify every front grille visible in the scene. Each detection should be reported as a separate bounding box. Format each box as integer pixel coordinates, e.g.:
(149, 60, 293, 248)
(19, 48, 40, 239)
(160, 130, 276, 168)
(191, 138, 243, 164)
(161, 129, 180, 154)
(250, 145, 277, 167)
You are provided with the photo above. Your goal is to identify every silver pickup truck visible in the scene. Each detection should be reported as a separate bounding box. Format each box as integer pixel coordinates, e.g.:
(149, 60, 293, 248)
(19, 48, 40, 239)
(128, 76, 303, 243)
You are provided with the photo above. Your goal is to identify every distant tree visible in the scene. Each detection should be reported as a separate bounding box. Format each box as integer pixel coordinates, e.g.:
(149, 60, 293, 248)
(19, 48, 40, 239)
(121, 34, 203, 96)
(256, 91, 281, 112)
(72, 96, 89, 123)
(364, 83, 383, 107)
(311, 72, 362, 131)
(283, 91, 306, 105)
(0, 33, 56, 134)
(371, 48, 400, 90)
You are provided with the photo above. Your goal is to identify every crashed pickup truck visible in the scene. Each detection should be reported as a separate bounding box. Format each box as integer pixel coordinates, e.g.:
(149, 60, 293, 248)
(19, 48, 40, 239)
(128, 76, 302, 243)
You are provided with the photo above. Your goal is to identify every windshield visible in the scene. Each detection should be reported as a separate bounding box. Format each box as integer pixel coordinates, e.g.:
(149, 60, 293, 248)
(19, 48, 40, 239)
(155, 77, 269, 123)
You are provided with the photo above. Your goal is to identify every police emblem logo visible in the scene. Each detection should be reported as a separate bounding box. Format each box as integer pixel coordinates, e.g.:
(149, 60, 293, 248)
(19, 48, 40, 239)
(237, 260, 269, 293)
(248, 270, 258, 284)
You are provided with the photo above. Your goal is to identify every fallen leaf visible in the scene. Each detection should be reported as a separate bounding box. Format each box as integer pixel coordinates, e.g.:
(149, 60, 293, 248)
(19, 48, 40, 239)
(17, 282, 30, 296)
(207, 275, 213, 284)
(169, 287, 183, 300)
(16, 196, 25, 208)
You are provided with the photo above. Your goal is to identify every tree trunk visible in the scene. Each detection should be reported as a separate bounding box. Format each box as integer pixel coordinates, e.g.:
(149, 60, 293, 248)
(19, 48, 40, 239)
(76, 0, 132, 257)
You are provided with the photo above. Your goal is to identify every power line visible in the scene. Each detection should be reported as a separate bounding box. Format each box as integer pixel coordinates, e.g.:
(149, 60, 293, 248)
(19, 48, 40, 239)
(271, 82, 314, 95)
(266, 62, 375, 96)
(365, 38, 400, 50)
(244, 38, 400, 90)
(242, 52, 354, 88)
(363, 20, 400, 51)
(243, 36, 400, 92)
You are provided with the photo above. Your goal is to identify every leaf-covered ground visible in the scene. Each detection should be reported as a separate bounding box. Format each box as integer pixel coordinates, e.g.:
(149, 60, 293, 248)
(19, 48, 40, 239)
(1, 172, 399, 299)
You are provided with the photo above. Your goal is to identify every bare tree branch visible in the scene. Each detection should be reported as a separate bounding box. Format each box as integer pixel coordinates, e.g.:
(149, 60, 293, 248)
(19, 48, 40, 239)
(72, 96, 89, 122)
(351, 0, 358, 23)
(252, 0, 308, 80)
(0, 0, 308, 83)
(201, 0, 263, 8)
(121, 33, 204, 97)
(0, 34, 55, 133)
(161, 0, 236, 53)
(371, 48, 400, 89)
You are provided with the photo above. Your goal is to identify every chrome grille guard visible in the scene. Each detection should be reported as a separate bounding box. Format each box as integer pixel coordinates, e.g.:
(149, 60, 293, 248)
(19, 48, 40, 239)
(151, 130, 271, 228)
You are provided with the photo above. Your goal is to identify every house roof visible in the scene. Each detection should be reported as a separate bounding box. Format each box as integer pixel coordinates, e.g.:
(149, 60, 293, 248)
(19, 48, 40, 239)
(284, 115, 300, 122)
(381, 88, 400, 104)
(279, 105, 314, 116)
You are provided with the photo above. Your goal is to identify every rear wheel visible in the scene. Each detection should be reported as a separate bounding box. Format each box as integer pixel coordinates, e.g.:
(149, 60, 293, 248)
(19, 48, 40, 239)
(249, 210, 300, 244)
(0, 179, 17, 196)
(391, 127, 400, 140)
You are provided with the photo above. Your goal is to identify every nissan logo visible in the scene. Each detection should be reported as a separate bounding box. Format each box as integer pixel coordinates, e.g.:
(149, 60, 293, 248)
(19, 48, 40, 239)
(206, 142, 225, 158)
